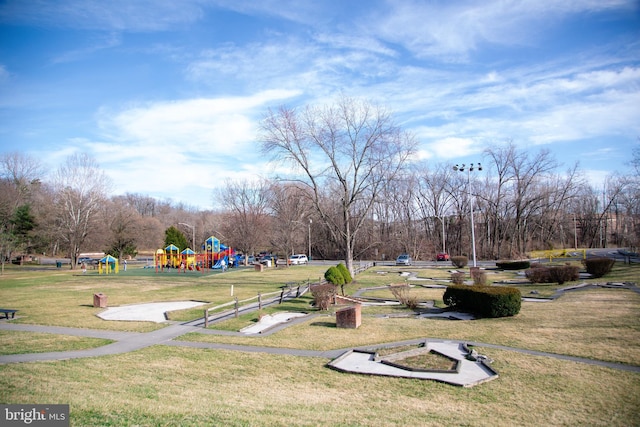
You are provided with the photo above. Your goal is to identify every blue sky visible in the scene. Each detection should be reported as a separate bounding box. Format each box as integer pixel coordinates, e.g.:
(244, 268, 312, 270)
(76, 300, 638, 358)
(1, 0, 638, 209)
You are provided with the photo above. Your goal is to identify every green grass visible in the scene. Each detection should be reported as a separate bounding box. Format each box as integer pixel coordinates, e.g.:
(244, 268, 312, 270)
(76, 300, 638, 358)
(0, 331, 113, 356)
(0, 262, 638, 426)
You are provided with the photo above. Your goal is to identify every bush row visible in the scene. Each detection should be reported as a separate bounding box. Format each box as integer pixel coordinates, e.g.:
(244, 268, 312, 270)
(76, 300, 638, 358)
(496, 260, 531, 270)
(525, 265, 579, 284)
(443, 285, 521, 318)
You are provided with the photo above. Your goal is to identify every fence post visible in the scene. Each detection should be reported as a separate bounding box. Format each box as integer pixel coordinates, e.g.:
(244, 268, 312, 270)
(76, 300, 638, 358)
(279, 288, 285, 304)
(234, 297, 239, 318)
(258, 292, 262, 310)
(204, 308, 209, 328)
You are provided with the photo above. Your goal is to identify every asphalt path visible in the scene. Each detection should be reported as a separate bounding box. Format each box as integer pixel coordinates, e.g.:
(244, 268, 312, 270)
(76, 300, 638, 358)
(1, 294, 639, 374)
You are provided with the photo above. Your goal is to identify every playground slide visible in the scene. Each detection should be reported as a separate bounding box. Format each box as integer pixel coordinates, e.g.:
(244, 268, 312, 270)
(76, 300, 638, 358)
(212, 256, 229, 269)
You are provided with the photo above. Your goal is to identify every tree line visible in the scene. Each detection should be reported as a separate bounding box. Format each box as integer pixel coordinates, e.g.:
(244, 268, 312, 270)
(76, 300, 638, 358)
(1, 97, 638, 272)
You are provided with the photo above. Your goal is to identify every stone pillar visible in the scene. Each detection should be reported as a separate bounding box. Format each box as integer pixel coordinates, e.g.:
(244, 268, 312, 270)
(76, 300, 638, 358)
(336, 304, 361, 329)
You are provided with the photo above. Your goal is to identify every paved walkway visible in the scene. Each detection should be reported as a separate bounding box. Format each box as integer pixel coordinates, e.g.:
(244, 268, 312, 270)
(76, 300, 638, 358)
(1, 283, 639, 380)
(1, 315, 638, 374)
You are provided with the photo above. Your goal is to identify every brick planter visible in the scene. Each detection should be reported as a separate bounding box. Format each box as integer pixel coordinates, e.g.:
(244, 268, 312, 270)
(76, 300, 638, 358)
(336, 304, 361, 329)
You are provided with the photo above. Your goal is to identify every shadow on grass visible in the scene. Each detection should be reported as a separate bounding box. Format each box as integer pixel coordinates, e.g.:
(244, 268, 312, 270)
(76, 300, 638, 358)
(310, 321, 336, 328)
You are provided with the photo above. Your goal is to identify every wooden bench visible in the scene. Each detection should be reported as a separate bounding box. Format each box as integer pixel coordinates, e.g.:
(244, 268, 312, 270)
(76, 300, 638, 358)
(0, 309, 17, 319)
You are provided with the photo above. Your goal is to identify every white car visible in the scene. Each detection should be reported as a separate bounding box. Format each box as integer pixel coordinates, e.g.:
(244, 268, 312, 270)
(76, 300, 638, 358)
(288, 254, 309, 265)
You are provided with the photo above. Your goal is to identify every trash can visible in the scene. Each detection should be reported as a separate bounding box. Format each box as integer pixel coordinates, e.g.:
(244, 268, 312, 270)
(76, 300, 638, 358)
(93, 293, 107, 308)
(254, 263, 264, 272)
(56, 261, 62, 268)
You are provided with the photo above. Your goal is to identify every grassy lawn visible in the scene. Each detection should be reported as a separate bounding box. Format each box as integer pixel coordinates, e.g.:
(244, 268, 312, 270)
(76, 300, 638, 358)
(0, 261, 638, 426)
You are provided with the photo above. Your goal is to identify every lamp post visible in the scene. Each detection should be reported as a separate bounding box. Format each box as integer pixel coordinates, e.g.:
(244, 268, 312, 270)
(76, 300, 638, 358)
(178, 222, 195, 251)
(453, 163, 482, 267)
(308, 218, 312, 260)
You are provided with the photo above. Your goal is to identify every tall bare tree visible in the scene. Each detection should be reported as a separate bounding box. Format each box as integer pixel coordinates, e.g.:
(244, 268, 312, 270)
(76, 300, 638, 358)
(416, 163, 457, 258)
(214, 178, 271, 261)
(267, 182, 311, 260)
(0, 152, 44, 272)
(52, 153, 111, 268)
(260, 95, 417, 273)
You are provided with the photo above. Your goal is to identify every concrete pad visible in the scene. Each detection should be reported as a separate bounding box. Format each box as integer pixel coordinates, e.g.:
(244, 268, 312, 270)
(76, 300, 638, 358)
(98, 301, 207, 323)
(328, 341, 498, 387)
(240, 312, 308, 334)
(417, 311, 477, 320)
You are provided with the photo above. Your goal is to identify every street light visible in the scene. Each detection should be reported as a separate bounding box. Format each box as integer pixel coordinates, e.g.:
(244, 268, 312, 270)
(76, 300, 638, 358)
(292, 219, 313, 259)
(453, 163, 482, 267)
(178, 222, 195, 251)
(308, 218, 312, 260)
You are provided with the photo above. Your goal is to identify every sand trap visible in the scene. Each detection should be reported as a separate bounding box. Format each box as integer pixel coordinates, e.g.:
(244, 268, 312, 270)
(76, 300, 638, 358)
(98, 301, 207, 323)
(240, 312, 308, 334)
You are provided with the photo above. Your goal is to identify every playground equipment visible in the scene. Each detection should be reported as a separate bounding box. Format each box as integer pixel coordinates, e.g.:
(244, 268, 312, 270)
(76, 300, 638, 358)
(98, 255, 119, 275)
(180, 248, 196, 272)
(154, 236, 235, 273)
(204, 236, 235, 269)
(154, 244, 181, 272)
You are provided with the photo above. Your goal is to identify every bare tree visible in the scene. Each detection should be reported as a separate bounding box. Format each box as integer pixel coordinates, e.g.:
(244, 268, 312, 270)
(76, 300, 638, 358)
(416, 163, 457, 258)
(267, 182, 311, 261)
(52, 153, 111, 268)
(260, 95, 417, 273)
(0, 152, 45, 272)
(0, 152, 45, 206)
(214, 178, 271, 261)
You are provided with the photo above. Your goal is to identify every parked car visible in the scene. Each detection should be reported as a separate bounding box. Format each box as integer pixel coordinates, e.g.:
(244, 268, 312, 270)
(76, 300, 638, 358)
(259, 254, 278, 266)
(236, 254, 255, 265)
(288, 254, 308, 265)
(395, 254, 412, 266)
(436, 252, 450, 261)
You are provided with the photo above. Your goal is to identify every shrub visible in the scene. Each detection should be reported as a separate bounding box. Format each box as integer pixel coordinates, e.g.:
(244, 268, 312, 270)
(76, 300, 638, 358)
(336, 263, 353, 284)
(324, 266, 345, 285)
(310, 283, 336, 310)
(471, 269, 487, 286)
(451, 272, 465, 285)
(496, 260, 531, 270)
(443, 285, 521, 318)
(525, 265, 579, 284)
(389, 284, 419, 310)
(451, 256, 468, 268)
(583, 257, 615, 278)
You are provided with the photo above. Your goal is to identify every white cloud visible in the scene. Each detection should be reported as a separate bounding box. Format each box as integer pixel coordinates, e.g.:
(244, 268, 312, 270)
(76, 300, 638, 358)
(84, 90, 301, 208)
(0, 0, 205, 31)
(52, 32, 122, 64)
(422, 137, 479, 159)
(368, 0, 637, 60)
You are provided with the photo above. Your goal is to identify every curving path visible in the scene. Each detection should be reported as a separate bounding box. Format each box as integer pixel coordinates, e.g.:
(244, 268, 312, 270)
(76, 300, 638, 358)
(1, 283, 639, 375)
(1, 317, 639, 374)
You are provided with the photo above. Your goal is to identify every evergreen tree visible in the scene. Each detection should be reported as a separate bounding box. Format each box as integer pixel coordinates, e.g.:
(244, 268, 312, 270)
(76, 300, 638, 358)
(164, 226, 188, 250)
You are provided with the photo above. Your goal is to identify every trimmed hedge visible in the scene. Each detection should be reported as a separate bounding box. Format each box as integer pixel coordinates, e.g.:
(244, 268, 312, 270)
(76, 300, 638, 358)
(525, 265, 579, 284)
(443, 285, 521, 318)
(583, 257, 615, 278)
(496, 260, 531, 270)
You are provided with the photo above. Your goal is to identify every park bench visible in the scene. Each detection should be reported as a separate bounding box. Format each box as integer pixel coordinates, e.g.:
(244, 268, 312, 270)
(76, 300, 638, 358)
(0, 309, 17, 319)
